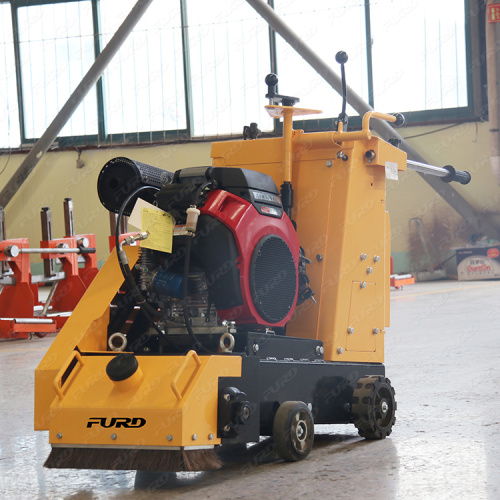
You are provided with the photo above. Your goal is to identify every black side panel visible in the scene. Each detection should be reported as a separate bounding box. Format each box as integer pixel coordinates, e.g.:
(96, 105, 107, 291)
(218, 354, 385, 444)
(258, 360, 385, 427)
(233, 331, 323, 361)
(191, 215, 243, 310)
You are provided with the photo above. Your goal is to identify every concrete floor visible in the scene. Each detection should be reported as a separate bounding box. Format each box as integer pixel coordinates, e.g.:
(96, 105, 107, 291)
(0, 279, 499, 499)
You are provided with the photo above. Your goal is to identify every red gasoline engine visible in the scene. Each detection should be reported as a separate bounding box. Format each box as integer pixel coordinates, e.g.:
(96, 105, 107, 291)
(98, 159, 312, 350)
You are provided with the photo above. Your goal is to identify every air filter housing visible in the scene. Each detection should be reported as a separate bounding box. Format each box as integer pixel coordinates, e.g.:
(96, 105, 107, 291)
(97, 157, 174, 215)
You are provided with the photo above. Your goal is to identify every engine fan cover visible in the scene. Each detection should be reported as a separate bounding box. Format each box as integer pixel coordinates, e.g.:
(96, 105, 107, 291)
(250, 235, 297, 323)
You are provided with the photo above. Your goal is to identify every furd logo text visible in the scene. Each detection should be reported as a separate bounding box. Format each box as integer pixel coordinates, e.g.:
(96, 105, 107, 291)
(87, 417, 146, 429)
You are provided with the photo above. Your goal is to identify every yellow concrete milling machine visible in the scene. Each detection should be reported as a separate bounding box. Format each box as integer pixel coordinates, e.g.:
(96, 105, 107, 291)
(35, 52, 471, 471)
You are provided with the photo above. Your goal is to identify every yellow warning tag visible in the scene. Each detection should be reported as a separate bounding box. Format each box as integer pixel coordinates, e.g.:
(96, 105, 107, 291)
(140, 207, 174, 253)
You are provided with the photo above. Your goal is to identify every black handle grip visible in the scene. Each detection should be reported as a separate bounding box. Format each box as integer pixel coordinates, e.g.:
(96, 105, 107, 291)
(78, 246, 96, 254)
(441, 165, 471, 185)
(391, 113, 405, 127)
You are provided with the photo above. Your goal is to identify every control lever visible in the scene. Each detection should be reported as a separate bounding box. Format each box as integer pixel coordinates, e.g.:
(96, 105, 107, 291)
(265, 73, 300, 107)
(335, 51, 349, 131)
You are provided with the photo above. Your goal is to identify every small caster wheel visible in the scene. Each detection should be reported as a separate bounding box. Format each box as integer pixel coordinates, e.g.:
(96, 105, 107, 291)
(273, 401, 314, 462)
(352, 375, 397, 440)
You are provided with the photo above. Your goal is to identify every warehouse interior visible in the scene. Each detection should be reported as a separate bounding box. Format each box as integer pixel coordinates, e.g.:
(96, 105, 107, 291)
(0, 0, 499, 498)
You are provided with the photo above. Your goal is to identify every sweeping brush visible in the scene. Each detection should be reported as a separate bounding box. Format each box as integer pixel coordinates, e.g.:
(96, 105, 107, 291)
(44, 447, 222, 472)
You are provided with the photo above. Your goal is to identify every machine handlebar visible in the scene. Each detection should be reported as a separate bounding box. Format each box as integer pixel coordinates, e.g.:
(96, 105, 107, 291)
(441, 165, 472, 185)
(406, 160, 471, 185)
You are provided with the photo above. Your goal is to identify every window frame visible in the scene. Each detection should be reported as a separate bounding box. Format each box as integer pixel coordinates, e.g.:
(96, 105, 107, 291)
(0, 0, 486, 152)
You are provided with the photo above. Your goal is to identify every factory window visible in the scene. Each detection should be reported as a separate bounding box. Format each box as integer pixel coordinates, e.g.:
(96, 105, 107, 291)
(273, 0, 473, 129)
(370, 0, 469, 118)
(186, 0, 273, 137)
(99, 0, 187, 142)
(0, 0, 479, 149)
(17, 0, 97, 141)
(273, 0, 369, 121)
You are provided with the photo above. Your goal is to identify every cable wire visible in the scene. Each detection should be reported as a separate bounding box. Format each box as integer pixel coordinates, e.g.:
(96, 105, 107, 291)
(114, 185, 174, 349)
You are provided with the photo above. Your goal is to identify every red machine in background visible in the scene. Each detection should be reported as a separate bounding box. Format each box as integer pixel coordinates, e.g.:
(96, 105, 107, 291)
(0, 199, 98, 339)
(389, 256, 415, 289)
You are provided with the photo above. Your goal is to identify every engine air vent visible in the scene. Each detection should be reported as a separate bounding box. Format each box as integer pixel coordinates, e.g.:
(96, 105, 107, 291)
(250, 235, 297, 323)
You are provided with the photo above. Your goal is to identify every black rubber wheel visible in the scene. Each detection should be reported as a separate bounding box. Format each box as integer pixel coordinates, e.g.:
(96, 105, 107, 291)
(273, 401, 314, 462)
(352, 375, 397, 440)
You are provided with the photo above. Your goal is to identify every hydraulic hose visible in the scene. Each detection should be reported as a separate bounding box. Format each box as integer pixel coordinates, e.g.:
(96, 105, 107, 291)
(115, 185, 172, 347)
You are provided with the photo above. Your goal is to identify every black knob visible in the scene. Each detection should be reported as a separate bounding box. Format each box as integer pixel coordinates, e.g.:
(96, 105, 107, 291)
(106, 353, 139, 381)
(265, 73, 278, 86)
(392, 113, 405, 127)
(335, 51, 348, 64)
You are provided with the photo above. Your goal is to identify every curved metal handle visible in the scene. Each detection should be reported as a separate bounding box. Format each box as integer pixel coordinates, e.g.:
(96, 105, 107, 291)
(334, 111, 404, 143)
(171, 350, 202, 401)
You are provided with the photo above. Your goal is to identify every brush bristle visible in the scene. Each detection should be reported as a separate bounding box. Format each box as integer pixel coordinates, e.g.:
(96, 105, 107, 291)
(44, 447, 222, 472)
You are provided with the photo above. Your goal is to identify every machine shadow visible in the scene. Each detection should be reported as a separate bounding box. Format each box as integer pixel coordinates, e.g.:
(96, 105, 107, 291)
(134, 432, 370, 492)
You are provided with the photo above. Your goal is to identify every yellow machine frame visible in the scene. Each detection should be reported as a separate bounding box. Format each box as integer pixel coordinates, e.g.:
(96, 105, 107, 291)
(35, 101, 407, 465)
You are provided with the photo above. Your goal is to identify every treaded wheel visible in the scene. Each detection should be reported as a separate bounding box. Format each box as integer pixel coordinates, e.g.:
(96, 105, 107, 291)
(352, 375, 397, 440)
(273, 401, 314, 462)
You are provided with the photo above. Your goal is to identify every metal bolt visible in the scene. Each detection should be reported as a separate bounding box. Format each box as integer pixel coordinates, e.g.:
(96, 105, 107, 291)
(315, 345, 324, 355)
(56, 432, 63, 439)
(252, 343, 259, 353)
(167, 434, 173, 441)
(208, 433, 214, 440)
(316, 254, 324, 262)
(336, 151, 348, 161)
(381, 401, 389, 414)
(326, 160, 333, 167)
(192, 434, 197, 441)
(365, 150, 376, 162)
(224, 393, 231, 402)
(224, 424, 231, 432)
(337, 347, 344, 354)
(360, 253, 367, 261)
(347, 327, 354, 334)
(366, 267, 373, 274)
(111, 433, 117, 440)
(373, 255, 380, 263)
(360, 282, 367, 289)
(373, 328, 380, 335)
(242, 406, 251, 420)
